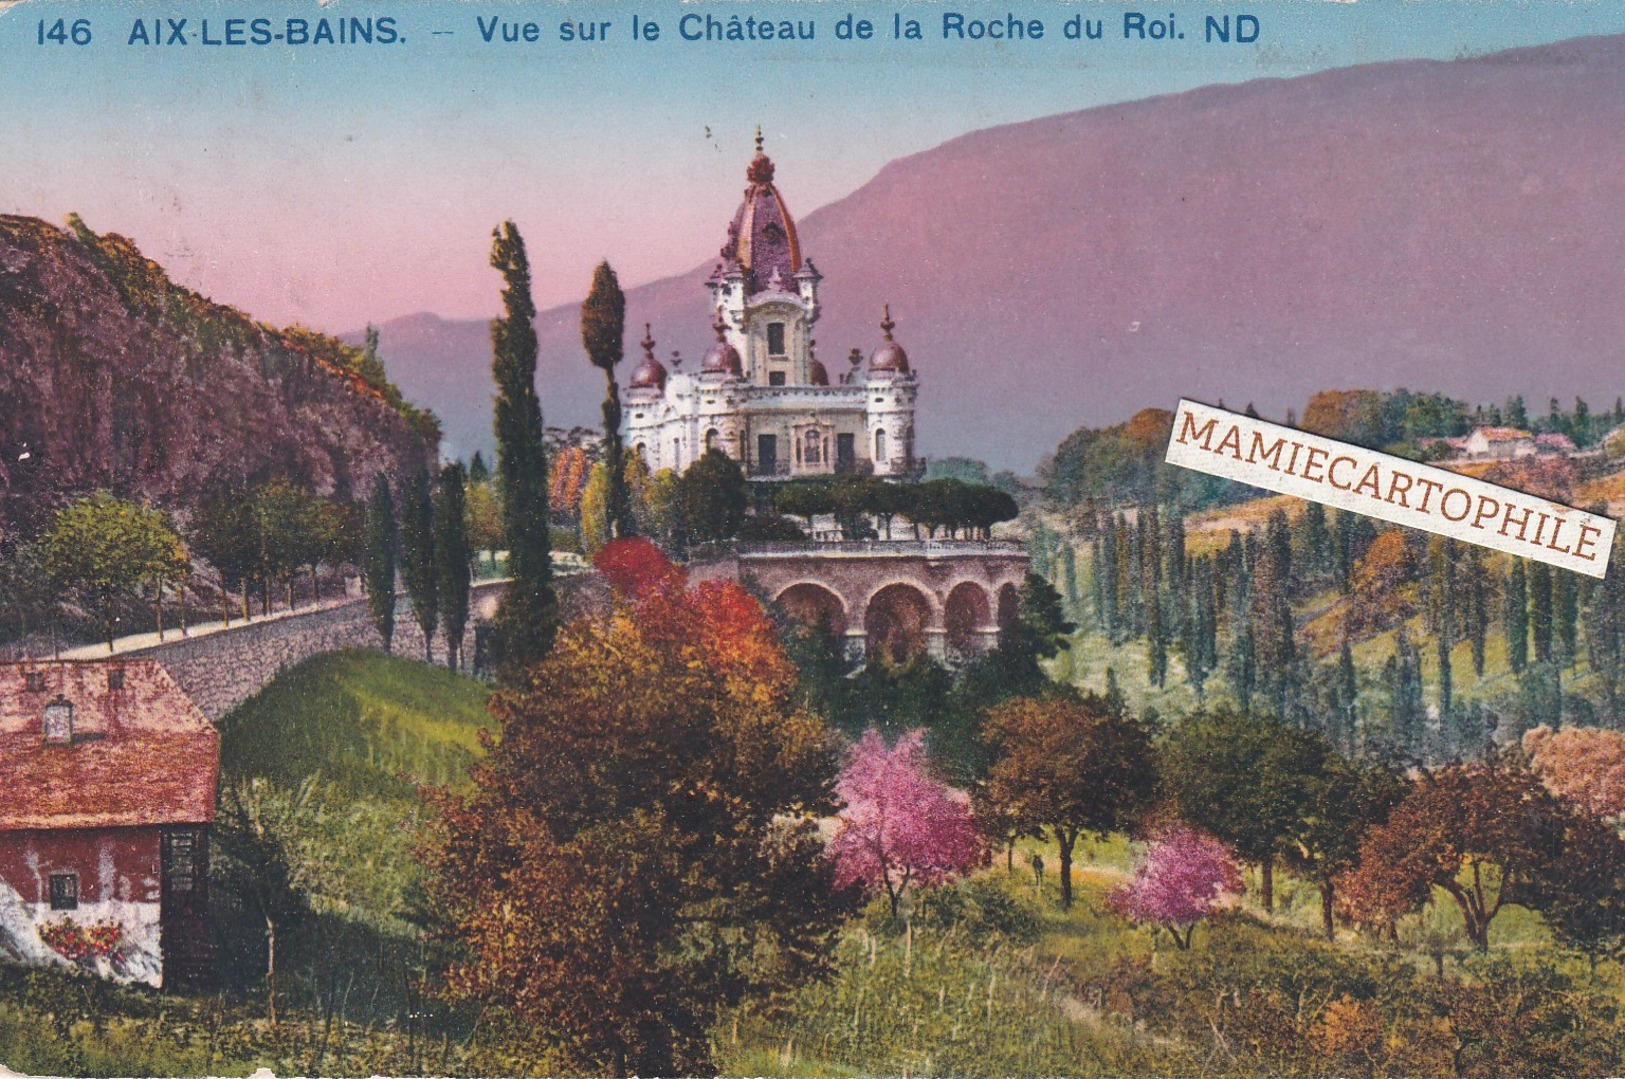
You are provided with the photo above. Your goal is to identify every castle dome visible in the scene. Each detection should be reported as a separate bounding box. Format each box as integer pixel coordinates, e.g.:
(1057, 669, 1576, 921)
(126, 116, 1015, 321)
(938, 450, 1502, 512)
(700, 309, 743, 378)
(722, 128, 802, 296)
(628, 324, 668, 391)
(868, 305, 911, 375)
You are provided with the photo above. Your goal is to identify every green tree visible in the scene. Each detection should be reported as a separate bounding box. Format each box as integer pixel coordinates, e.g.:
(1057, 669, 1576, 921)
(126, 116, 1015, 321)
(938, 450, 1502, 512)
(1506, 559, 1529, 674)
(399, 464, 439, 662)
(364, 472, 398, 654)
(435, 462, 473, 671)
(679, 449, 748, 544)
(1530, 561, 1554, 664)
(191, 485, 258, 625)
(583, 262, 634, 539)
(40, 492, 187, 651)
(488, 221, 557, 683)
(1163, 708, 1328, 913)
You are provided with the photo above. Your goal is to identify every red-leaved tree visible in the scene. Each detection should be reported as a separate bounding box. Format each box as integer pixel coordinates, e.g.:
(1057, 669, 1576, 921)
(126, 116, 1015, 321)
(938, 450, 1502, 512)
(1107, 826, 1243, 949)
(830, 729, 981, 917)
(1524, 725, 1625, 821)
(593, 536, 687, 601)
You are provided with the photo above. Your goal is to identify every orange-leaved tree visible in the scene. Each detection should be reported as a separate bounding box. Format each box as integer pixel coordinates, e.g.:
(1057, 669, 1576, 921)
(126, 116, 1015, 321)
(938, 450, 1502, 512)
(424, 545, 851, 1076)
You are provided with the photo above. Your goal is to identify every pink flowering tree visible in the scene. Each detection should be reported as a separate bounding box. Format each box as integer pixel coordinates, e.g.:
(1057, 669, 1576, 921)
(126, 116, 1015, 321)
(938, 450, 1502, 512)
(830, 729, 982, 917)
(1108, 826, 1244, 949)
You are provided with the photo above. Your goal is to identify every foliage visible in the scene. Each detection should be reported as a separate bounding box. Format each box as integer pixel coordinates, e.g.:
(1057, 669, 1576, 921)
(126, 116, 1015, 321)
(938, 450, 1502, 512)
(582, 262, 634, 539)
(680, 448, 749, 544)
(830, 730, 982, 918)
(424, 567, 851, 1075)
(548, 444, 592, 518)
(37, 919, 124, 967)
(487, 220, 557, 683)
(363, 473, 397, 653)
(591, 536, 686, 601)
(981, 694, 1155, 909)
(1107, 826, 1243, 949)
(40, 492, 187, 648)
(1525, 724, 1625, 820)
(398, 465, 438, 662)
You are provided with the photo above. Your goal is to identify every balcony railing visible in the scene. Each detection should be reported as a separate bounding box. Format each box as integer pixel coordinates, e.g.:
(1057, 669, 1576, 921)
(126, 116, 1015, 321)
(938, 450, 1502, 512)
(736, 539, 1026, 557)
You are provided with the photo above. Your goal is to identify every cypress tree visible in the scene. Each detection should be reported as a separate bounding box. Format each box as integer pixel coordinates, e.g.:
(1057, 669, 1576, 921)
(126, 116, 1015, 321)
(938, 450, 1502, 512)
(1147, 593, 1167, 688)
(364, 472, 397, 654)
(435, 461, 473, 672)
(1530, 561, 1554, 664)
(1555, 569, 1578, 666)
(582, 262, 634, 539)
(1436, 634, 1452, 751)
(468, 451, 490, 486)
(1506, 559, 1528, 674)
(1338, 640, 1358, 753)
(488, 221, 557, 683)
(1467, 546, 1488, 677)
(1060, 543, 1079, 614)
(400, 464, 439, 663)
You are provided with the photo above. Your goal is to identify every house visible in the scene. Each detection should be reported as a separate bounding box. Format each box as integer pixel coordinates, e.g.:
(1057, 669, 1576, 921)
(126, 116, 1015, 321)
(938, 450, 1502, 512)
(0, 660, 218, 990)
(1462, 426, 1536, 460)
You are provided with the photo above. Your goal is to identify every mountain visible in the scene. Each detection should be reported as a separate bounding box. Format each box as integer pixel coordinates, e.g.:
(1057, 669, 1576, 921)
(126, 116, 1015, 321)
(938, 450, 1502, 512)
(0, 215, 435, 535)
(370, 34, 1625, 472)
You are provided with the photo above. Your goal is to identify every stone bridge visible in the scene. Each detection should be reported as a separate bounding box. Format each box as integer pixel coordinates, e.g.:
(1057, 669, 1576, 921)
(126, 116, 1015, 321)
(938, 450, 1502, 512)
(690, 540, 1030, 663)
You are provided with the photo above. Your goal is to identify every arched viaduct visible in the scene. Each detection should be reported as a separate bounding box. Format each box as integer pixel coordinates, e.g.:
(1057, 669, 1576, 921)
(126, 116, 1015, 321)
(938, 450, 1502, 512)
(690, 540, 1031, 664)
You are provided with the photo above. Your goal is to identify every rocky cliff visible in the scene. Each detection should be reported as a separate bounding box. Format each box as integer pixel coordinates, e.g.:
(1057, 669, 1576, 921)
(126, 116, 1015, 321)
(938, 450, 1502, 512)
(0, 214, 437, 535)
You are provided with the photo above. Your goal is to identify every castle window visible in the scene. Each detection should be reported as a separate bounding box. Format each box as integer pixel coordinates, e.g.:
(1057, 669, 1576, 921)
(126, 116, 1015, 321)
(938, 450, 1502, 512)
(769, 371, 786, 387)
(49, 873, 77, 911)
(705, 429, 719, 451)
(875, 429, 888, 462)
(767, 323, 786, 356)
(804, 430, 823, 466)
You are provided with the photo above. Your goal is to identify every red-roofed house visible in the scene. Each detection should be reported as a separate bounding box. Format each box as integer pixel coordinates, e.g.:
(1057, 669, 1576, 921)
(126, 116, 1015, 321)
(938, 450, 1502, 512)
(0, 660, 217, 990)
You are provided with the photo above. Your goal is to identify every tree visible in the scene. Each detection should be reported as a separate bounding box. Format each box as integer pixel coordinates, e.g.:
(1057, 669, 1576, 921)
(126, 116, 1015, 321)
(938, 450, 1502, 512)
(582, 262, 635, 539)
(1523, 725, 1625, 820)
(1107, 826, 1243, 950)
(1525, 810, 1625, 972)
(364, 472, 397, 653)
(399, 465, 439, 662)
(1506, 559, 1529, 674)
(40, 492, 188, 651)
(488, 221, 557, 683)
(679, 448, 748, 544)
(1530, 561, 1554, 664)
(982, 694, 1156, 909)
(190, 485, 258, 626)
(1281, 752, 1403, 938)
(424, 557, 850, 1076)
(1337, 755, 1565, 950)
(1162, 708, 1328, 913)
(829, 729, 981, 918)
(435, 462, 473, 671)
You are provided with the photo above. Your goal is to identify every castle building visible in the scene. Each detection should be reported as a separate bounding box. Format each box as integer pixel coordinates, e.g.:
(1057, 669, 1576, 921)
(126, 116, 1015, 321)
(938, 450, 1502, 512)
(625, 133, 920, 482)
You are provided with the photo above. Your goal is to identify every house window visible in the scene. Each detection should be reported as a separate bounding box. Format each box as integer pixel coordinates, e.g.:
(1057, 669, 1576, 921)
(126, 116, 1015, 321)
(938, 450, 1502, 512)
(42, 697, 73, 745)
(769, 371, 786, 387)
(107, 670, 125, 691)
(49, 873, 78, 911)
(24, 673, 44, 693)
(767, 323, 786, 356)
(804, 430, 823, 466)
(164, 831, 197, 895)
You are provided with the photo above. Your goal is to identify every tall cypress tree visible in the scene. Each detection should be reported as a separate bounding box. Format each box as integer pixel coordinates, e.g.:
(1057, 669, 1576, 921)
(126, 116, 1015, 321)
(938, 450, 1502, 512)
(1506, 559, 1529, 674)
(400, 464, 439, 663)
(582, 262, 634, 539)
(364, 472, 397, 654)
(1530, 561, 1554, 664)
(1555, 568, 1578, 666)
(435, 461, 473, 672)
(1466, 546, 1488, 677)
(1147, 593, 1167, 688)
(488, 221, 557, 683)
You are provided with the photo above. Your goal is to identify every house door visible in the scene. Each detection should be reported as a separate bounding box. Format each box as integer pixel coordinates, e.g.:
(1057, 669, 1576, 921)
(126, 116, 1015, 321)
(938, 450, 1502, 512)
(757, 434, 778, 476)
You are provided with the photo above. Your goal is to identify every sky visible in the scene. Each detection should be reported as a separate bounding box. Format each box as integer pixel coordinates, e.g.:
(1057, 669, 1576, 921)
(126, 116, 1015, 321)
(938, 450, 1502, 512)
(3, 0, 1624, 334)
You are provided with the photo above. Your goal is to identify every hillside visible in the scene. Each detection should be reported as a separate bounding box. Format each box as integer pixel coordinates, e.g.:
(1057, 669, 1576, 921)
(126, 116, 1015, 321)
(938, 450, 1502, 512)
(0, 215, 436, 535)
(369, 33, 1625, 471)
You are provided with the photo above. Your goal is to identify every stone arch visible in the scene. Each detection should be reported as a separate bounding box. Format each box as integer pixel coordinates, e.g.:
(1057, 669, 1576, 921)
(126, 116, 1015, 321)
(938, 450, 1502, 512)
(706, 427, 720, 451)
(774, 582, 847, 637)
(944, 581, 993, 658)
(996, 582, 1022, 634)
(865, 582, 933, 663)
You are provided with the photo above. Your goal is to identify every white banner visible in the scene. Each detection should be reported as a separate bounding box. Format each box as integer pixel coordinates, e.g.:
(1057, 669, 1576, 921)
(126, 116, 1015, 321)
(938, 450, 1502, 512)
(1165, 399, 1616, 578)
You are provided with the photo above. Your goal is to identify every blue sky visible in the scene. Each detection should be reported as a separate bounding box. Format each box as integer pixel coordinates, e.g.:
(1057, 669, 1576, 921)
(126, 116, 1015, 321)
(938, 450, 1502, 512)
(3, 0, 1622, 330)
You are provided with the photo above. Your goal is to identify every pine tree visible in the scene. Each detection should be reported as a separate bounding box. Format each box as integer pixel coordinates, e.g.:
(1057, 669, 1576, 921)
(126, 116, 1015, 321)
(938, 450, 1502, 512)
(364, 472, 397, 654)
(583, 263, 634, 539)
(1506, 559, 1529, 674)
(435, 461, 473, 671)
(468, 451, 490, 486)
(400, 464, 439, 663)
(488, 221, 557, 683)
(1530, 561, 1554, 664)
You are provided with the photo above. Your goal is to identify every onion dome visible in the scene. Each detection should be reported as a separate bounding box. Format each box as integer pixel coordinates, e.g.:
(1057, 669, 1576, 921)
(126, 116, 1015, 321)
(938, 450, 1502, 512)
(808, 339, 829, 386)
(868, 305, 911, 375)
(723, 127, 803, 296)
(628, 324, 667, 391)
(700, 308, 744, 377)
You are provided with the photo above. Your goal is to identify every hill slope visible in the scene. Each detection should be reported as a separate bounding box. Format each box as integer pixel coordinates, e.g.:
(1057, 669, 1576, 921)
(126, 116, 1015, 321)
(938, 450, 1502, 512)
(374, 34, 1625, 470)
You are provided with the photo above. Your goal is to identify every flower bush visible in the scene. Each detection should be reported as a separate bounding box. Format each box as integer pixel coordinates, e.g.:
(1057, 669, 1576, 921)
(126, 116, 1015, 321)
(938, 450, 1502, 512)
(38, 918, 125, 966)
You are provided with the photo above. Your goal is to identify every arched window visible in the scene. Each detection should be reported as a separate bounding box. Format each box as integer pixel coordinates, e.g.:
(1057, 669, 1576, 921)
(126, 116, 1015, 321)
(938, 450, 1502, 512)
(635, 442, 647, 459)
(874, 429, 888, 462)
(705, 428, 719, 451)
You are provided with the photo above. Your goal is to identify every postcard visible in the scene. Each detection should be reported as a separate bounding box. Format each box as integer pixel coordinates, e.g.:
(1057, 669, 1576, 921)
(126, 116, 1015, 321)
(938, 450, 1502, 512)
(5, 1, 1625, 1076)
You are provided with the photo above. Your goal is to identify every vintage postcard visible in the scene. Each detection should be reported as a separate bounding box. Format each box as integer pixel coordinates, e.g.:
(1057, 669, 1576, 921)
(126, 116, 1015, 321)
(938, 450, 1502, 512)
(6, 0, 1625, 1075)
